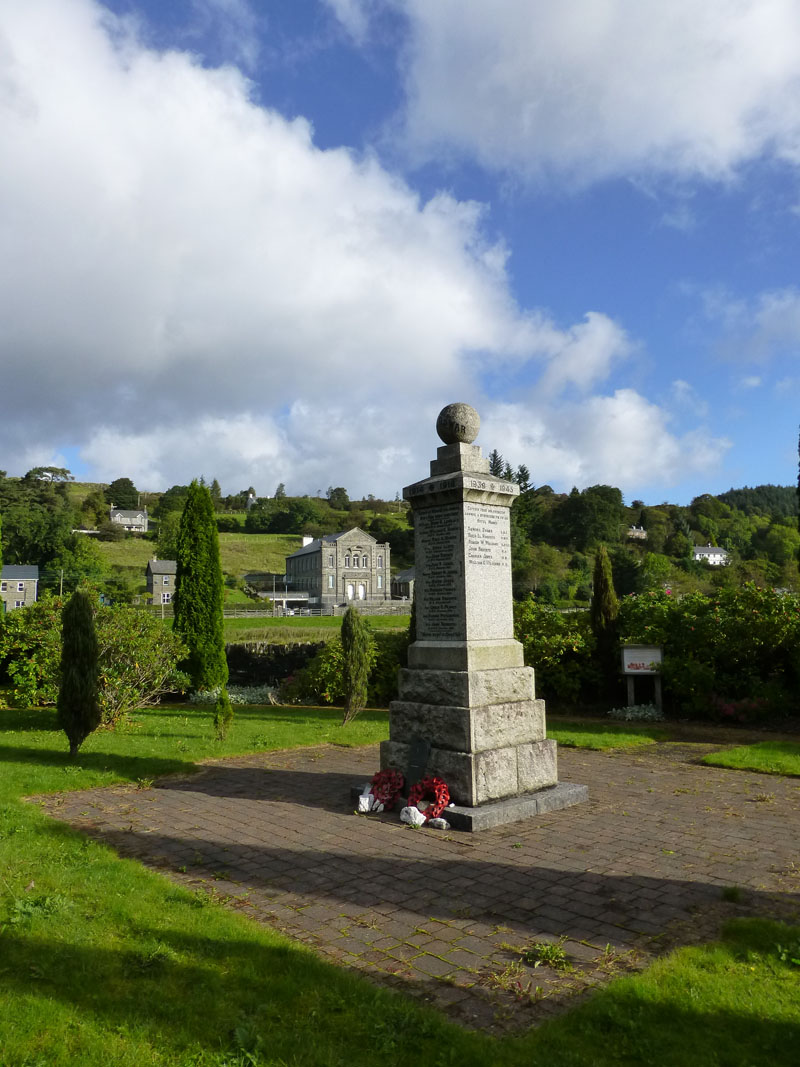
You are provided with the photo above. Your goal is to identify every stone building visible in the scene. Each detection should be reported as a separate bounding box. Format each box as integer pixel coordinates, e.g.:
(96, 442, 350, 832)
(391, 567, 415, 601)
(146, 559, 177, 604)
(285, 528, 390, 608)
(0, 565, 39, 612)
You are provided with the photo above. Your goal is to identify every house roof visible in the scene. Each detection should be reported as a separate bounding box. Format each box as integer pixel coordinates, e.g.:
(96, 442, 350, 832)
(693, 544, 728, 555)
(1, 565, 39, 580)
(285, 527, 380, 559)
(111, 509, 147, 519)
(146, 559, 177, 575)
(393, 567, 416, 582)
(286, 538, 325, 559)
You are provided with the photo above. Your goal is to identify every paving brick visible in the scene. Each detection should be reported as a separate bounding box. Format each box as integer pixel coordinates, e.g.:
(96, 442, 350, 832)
(36, 738, 800, 1035)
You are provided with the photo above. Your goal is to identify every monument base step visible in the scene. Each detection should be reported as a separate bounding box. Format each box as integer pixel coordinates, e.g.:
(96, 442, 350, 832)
(348, 781, 587, 831)
(445, 782, 588, 831)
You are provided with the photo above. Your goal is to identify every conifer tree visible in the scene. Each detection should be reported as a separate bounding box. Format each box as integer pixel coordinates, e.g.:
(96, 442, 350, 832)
(590, 544, 620, 696)
(57, 589, 101, 757)
(590, 544, 619, 637)
(488, 449, 505, 477)
(515, 464, 531, 492)
(173, 481, 228, 691)
(341, 606, 372, 725)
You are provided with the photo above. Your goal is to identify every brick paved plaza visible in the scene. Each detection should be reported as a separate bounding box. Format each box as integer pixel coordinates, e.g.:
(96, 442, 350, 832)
(37, 742, 800, 1033)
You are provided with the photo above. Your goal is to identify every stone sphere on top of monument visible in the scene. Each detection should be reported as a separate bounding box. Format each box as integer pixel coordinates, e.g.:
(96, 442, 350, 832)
(436, 402, 480, 445)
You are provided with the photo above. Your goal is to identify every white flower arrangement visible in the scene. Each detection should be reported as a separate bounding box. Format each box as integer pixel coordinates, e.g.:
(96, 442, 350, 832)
(188, 685, 279, 706)
(607, 703, 664, 723)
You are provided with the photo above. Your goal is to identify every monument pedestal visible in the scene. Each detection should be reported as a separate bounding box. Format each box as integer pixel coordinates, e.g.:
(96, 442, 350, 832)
(379, 404, 586, 829)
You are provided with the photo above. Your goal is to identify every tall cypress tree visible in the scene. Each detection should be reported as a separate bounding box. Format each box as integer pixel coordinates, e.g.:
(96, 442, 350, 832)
(590, 544, 619, 637)
(173, 481, 228, 691)
(341, 606, 372, 725)
(591, 544, 620, 696)
(57, 589, 101, 757)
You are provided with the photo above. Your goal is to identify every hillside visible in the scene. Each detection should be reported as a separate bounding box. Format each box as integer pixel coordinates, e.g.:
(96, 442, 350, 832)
(95, 533, 302, 586)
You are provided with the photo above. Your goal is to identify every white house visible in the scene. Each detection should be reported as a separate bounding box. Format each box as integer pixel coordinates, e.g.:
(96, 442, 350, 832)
(110, 506, 149, 533)
(693, 543, 729, 566)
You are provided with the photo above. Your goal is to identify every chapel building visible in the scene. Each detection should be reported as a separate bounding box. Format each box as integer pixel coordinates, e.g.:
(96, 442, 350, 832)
(284, 527, 390, 608)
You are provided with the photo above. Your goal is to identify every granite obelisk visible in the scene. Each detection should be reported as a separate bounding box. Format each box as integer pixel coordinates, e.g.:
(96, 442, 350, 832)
(381, 403, 586, 830)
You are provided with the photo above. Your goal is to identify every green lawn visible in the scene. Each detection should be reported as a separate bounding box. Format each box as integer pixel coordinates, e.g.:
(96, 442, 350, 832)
(548, 719, 669, 750)
(1, 705, 798, 1066)
(223, 613, 410, 644)
(702, 741, 800, 777)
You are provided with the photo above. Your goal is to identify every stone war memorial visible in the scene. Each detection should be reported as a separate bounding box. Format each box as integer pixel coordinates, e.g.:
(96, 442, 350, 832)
(380, 402, 587, 830)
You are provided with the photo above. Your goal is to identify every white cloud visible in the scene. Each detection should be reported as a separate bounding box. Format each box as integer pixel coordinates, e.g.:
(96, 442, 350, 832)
(739, 375, 762, 389)
(355, 0, 800, 184)
(321, 0, 371, 45)
(704, 286, 800, 361)
(480, 391, 730, 496)
(671, 379, 709, 417)
(0, 0, 725, 500)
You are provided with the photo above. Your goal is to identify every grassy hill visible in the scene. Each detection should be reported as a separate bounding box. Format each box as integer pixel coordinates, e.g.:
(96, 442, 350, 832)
(95, 532, 302, 585)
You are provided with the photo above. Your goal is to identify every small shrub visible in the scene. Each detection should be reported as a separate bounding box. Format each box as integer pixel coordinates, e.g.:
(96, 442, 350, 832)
(213, 689, 234, 740)
(188, 685, 279, 706)
(607, 703, 664, 723)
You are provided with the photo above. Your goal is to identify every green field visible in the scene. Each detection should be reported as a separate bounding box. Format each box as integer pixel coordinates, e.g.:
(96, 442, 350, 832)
(222, 613, 410, 643)
(1, 704, 799, 1066)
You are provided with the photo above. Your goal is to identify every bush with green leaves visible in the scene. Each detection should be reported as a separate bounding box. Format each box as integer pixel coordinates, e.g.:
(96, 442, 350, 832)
(618, 584, 800, 720)
(0, 597, 187, 721)
(513, 597, 596, 704)
(0, 597, 63, 708)
(95, 606, 189, 724)
(281, 632, 394, 708)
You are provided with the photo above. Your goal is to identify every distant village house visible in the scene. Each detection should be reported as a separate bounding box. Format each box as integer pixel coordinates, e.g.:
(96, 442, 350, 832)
(391, 567, 415, 601)
(146, 559, 176, 603)
(693, 543, 729, 566)
(0, 565, 39, 612)
(110, 506, 148, 533)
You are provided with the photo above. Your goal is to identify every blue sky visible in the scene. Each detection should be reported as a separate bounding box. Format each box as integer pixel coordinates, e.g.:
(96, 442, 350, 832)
(2, 0, 800, 503)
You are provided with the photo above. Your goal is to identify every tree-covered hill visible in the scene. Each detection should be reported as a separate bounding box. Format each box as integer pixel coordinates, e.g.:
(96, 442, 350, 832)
(716, 484, 798, 518)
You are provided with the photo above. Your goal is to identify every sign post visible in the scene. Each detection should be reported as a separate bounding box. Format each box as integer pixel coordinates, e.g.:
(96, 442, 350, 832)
(621, 644, 663, 709)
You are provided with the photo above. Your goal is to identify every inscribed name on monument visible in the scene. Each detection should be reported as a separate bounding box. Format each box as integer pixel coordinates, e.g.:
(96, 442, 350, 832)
(463, 501, 514, 641)
(416, 503, 464, 640)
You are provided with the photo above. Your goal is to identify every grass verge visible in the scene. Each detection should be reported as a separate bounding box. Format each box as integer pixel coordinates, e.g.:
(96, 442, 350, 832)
(223, 614, 410, 644)
(548, 719, 669, 750)
(1, 705, 798, 1065)
(702, 741, 800, 777)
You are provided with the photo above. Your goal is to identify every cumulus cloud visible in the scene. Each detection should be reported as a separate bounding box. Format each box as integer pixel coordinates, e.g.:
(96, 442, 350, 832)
(0, 0, 725, 498)
(481, 392, 730, 496)
(343, 0, 800, 184)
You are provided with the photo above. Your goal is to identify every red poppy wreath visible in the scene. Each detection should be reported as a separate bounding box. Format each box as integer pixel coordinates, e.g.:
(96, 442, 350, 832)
(407, 776, 450, 821)
(369, 769, 405, 810)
